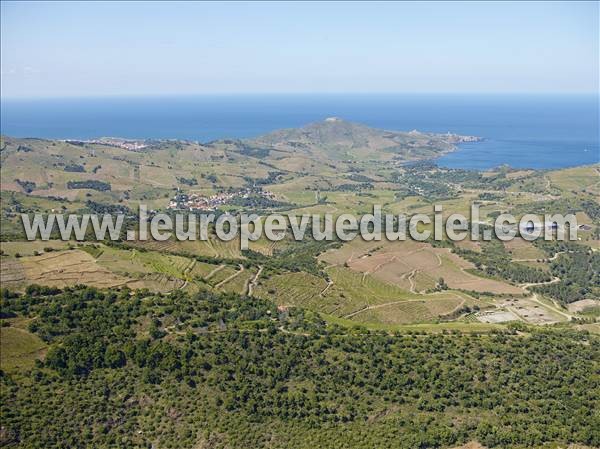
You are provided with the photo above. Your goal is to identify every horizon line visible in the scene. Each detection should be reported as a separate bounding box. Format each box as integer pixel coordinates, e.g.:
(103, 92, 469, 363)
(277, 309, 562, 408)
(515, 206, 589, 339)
(2, 91, 599, 101)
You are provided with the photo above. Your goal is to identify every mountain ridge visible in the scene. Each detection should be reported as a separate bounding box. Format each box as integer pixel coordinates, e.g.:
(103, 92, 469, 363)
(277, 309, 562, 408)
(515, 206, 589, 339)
(0, 119, 481, 203)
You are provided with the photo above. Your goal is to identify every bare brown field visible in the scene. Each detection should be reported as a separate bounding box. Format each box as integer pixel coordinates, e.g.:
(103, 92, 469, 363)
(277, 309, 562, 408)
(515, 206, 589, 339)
(0, 257, 27, 289)
(0, 250, 184, 293)
(318, 239, 387, 266)
(568, 299, 600, 313)
(336, 240, 523, 294)
(575, 211, 593, 226)
(8, 250, 130, 289)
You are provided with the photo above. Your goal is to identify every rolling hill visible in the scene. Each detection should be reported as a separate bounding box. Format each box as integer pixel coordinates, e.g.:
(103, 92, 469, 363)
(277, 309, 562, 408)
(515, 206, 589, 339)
(245, 117, 479, 161)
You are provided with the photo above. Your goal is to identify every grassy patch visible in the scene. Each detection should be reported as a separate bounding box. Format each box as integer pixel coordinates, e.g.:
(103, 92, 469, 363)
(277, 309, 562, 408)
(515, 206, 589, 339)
(0, 325, 47, 372)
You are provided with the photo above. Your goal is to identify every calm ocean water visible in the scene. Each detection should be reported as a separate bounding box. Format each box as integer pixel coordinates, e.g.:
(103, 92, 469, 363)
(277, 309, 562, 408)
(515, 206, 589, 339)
(1, 94, 598, 170)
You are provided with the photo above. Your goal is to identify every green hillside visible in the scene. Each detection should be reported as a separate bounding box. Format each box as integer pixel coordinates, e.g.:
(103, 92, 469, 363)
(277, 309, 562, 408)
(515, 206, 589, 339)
(0, 286, 598, 448)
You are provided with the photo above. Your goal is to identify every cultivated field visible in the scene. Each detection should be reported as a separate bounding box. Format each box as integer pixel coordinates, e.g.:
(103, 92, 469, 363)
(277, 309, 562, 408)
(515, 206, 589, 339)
(1, 132, 597, 332)
(0, 247, 188, 293)
(322, 239, 523, 294)
(318, 266, 483, 324)
(0, 250, 130, 290)
(253, 272, 328, 308)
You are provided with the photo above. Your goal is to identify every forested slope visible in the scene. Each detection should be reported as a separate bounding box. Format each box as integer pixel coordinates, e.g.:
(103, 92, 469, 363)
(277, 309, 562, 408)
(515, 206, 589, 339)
(1, 286, 598, 448)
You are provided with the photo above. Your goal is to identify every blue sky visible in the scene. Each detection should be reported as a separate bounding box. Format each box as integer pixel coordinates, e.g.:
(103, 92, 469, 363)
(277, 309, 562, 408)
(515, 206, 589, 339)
(1, 1, 598, 97)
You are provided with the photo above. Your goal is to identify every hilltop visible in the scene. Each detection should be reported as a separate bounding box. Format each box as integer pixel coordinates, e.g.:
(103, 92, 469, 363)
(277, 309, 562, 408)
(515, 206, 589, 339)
(246, 117, 479, 161)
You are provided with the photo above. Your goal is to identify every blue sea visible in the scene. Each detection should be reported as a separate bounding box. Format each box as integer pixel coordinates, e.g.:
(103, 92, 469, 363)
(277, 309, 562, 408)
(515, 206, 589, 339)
(1, 94, 598, 170)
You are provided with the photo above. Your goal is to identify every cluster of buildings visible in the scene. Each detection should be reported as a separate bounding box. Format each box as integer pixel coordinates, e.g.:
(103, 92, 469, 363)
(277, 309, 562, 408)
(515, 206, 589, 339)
(67, 137, 149, 151)
(168, 187, 275, 211)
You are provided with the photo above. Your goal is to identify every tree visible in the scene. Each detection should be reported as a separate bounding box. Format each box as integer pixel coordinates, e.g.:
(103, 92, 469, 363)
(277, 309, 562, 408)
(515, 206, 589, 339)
(104, 346, 126, 368)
